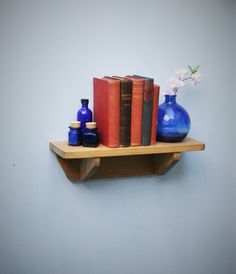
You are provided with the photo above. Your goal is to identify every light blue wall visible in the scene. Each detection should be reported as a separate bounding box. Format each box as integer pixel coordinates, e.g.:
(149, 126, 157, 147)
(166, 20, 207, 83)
(0, 0, 235, 274)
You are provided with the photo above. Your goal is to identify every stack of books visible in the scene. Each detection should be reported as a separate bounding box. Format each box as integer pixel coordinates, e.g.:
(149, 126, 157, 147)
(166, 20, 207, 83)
(93, 75, 160, 148)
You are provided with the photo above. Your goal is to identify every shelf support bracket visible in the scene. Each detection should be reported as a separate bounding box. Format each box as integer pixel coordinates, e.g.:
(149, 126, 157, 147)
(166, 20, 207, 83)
(56, 156, 100, 182)
(154, 152, 181, 175)
(80, 157, 101, 181)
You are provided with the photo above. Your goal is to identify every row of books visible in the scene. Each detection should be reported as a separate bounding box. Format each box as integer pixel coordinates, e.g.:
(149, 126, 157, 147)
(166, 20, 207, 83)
(93, 75, 160, 148)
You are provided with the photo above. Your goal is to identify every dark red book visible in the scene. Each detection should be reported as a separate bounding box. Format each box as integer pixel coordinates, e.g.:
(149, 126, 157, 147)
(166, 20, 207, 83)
(93, 77, 120, 147)
(111, 76, 132, 147)
(151, 84, 160, 145)
(125, 76, 144, 146)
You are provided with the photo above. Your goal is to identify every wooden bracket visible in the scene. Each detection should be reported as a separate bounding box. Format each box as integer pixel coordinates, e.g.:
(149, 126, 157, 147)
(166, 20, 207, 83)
(80, 158, 101, 181)
(56, 156, 100, 181)
(56, 153, 180, 181)
(154, 152, 181, 175)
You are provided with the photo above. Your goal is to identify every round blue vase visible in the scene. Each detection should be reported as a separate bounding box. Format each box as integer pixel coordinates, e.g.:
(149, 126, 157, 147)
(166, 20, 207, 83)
(157, 95, 191, 142)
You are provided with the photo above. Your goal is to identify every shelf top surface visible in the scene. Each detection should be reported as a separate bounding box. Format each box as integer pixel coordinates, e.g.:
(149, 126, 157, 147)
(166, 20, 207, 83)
(50, 138, 205, 159)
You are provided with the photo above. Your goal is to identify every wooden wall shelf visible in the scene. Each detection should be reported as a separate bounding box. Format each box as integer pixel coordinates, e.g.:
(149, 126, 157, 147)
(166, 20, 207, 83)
(49, 138, 205, 182)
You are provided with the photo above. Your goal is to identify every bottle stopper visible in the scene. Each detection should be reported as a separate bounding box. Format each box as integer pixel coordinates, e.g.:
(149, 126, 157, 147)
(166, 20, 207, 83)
(81, 99, 89, 104)
(70, 121, 81, 128)
(86, 122, 97, 129)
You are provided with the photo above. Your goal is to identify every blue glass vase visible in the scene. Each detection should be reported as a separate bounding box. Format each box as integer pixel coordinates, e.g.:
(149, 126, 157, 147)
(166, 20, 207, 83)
(157, 95, 191, 142)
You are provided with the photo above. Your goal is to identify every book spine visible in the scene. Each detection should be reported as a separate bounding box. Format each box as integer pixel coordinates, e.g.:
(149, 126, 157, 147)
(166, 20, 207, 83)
(120, 80, 132, 147)
(93, 78, 105, 145)
(151, 84, 160, 145)
(141, 80, 154, 146)
(130, 80, 143, 146)
(93, 78, 120, 148)
(108, 81, 120, 147)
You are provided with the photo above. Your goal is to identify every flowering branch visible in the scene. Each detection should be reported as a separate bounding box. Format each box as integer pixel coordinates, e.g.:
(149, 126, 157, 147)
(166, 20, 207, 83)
(164, 65, 202, 95)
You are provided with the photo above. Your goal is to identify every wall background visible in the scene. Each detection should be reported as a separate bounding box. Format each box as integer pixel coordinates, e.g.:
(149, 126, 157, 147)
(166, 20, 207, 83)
(0, 0, 235, 274)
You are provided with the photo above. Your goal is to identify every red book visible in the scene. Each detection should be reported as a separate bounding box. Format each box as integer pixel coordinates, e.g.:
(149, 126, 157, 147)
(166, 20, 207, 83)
(151, 84, 160, 145)
(93, 77, 120, 147)
(125, 76, 144, 146)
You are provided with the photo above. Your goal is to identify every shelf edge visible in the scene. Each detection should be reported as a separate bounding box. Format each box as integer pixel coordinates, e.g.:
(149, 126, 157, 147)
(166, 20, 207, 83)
(50, 138, 205, 159)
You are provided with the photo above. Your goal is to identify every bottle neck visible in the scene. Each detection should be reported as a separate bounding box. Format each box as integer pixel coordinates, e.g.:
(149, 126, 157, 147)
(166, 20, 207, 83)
(165, 95, 176, 103)
(82, 102, 88, 108)
(69, 127, 80, 131)
(86, 127, 97, 132)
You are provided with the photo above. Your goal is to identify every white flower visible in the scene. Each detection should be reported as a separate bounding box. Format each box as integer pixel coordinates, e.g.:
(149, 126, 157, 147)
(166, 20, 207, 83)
(175, 68, 190, 80)
(162, 88, 175, 96)
(163, 66, 202, 95)
(167, 77, 185, 90)
(191, 73, 202, 85)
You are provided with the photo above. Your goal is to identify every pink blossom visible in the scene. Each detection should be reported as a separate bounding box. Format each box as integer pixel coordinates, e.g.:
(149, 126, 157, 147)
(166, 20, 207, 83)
(175, 68, 190, 80)
(191, 73, 202, 85)
(163, 88, 176, 96)
(163, 66, 202, 95)
(167, 77, 185, 90)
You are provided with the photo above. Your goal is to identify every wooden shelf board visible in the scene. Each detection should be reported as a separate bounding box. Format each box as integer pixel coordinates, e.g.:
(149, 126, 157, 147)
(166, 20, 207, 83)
(49, 137, 205, 159)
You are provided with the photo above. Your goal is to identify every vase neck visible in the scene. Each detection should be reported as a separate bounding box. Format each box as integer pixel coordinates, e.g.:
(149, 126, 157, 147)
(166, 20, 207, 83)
(165, 95, 176, 103)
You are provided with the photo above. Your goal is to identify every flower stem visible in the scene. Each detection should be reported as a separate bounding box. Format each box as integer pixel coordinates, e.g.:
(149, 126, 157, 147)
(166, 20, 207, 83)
(174, 73, 194, 95)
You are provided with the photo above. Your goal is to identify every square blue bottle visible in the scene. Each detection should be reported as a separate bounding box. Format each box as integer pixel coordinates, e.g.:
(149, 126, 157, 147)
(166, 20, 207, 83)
(83, 122, 99, 147)
(68, 121, 82, 146)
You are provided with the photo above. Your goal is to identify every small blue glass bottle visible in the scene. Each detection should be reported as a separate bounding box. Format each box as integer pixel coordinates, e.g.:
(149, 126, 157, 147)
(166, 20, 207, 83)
(68, 121, 82, 146)
(83, 122, 99, 147)
(77, 99, 93, 135)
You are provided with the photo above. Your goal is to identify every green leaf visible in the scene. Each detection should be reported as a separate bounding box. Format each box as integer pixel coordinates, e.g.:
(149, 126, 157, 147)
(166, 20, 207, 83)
(188, 65, 200, 74)
(192, 65, 200, 74)
(188, 65, 194, 74)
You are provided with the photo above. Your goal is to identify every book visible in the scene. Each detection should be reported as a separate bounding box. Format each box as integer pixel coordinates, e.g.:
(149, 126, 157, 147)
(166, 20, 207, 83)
(125, 76, 144, 146)
(93, 77, 120, 147)
(111, 76, 132, 147)
(151, 84, 160, 145)
(132, 75, 154, 146)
